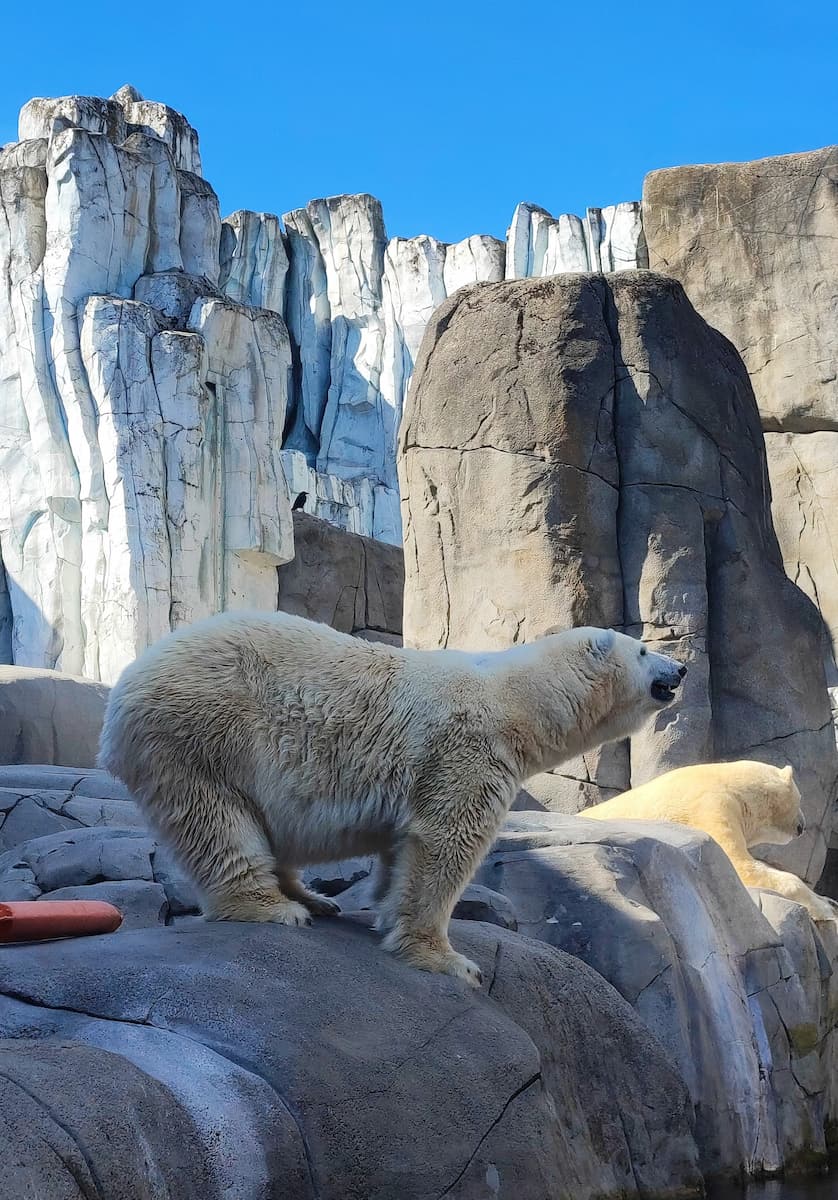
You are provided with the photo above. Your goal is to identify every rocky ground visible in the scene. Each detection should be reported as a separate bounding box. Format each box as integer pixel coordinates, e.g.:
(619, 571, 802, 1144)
(1, 761, 836, 1197)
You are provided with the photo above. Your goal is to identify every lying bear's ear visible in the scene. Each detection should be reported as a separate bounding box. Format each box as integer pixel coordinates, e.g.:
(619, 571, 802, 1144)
(781, 765, 794, 781)
(587, 629, 616, 660)
(542, 624, 564, 637)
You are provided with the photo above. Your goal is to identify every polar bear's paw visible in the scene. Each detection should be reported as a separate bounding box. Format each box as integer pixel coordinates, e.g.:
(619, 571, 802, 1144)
(207, 897, 313, 925)
(265, 899, 313, 926)
(300, 892, 342, 918)
(382, 928, 484, 987)
(439, 951, 484, 988)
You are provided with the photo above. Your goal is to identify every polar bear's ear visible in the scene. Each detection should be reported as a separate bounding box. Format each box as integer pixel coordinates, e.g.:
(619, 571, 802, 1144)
(781, 764, 794, 781)
(587, 629, 616, 660)
(542, 624, 564, 637)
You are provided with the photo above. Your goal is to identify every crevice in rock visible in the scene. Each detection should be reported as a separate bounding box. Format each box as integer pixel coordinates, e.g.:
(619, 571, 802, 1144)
(435, 1071, 543, 1198)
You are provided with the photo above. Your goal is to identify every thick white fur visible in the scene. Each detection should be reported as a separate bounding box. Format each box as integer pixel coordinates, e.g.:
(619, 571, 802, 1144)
(99, 611, 683, 984)
(583, 761, 837, 921)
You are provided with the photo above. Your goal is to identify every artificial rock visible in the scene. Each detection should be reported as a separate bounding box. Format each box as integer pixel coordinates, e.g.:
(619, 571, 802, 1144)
(400, 271, 837, 884)
(1, 760, 837, 1188)
(643, 148, 838, 676)
(2, 84, 652, 679)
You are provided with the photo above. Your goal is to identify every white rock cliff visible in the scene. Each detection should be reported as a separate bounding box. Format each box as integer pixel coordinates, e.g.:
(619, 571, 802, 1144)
(0, 86, 649, 680)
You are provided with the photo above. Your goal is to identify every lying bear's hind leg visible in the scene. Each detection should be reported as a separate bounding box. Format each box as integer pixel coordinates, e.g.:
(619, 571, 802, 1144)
(149, 779, 311, 926)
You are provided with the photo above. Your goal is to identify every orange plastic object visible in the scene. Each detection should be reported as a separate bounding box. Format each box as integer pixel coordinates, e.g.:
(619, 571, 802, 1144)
(0, 900, 123, 943)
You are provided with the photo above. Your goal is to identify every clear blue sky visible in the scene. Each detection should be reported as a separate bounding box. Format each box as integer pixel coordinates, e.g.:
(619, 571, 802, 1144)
(2, 1, 837, 245)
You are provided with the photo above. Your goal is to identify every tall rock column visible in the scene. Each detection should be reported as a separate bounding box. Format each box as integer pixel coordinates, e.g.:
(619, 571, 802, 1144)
(399, 272, 837, 884)
(0, 89, 295, 682)
(643, 148, 838, 679)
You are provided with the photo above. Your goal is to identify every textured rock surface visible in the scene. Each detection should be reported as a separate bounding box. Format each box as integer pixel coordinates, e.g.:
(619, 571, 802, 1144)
(219, 209, 288, 312)
(0, 914, 701, 1199)
(506, 200, 647, 279)
(0, 88, 296, 682)
(0, 666, 107, 767)
(277, 511, 403, 641)
(400, 272, 837, 883)
(1, 84, 651, 677)
(643, 149, 838, 678)
(3, 760, 838, 1187)
(475, 810, 838, 1178)
(281, 200, 506, 546)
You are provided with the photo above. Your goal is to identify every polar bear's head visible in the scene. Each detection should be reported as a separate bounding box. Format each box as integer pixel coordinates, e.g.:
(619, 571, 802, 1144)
(569, 627, 686, 733)
(514, 626, 686, 772)
(742, 762, 806, 847)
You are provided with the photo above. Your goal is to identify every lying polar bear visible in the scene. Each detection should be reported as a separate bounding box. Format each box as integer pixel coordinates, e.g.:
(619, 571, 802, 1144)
(582, 760, 836, 922)
(99, 610, 685, 985)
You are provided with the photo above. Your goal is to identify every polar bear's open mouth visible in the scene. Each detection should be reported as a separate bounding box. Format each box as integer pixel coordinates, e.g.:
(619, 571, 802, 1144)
(651, 680, 677, 705)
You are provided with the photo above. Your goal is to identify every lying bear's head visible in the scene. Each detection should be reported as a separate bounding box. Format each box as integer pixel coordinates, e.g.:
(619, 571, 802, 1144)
(744, 762, 806, 847)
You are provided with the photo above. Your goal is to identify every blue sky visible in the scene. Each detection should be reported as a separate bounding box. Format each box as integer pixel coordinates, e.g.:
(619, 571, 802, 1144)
(2, 1, 837, 245)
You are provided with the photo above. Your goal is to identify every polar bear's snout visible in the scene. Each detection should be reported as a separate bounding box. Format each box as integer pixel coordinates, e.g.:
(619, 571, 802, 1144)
(648, 653, 687, 706)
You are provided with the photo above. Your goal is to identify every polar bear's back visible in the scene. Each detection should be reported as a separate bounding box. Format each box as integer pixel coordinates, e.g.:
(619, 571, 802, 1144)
(582, 760, 794, 830)
(98, 611, 411, 800)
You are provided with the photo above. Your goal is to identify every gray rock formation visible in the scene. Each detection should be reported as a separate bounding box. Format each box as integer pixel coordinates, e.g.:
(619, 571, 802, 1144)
(0, 910, 701, 1199)
(2, 760, 836, 1186)
(399, 272, 837, 884)
(0, 87, 295, 683)
(642, 148, 838, 681)
(0, 666, 108, 767)
(1, 84, 652, 680)
(277, 511, 404, 642)
(476, 811, 838, 1178)
(505, 200, 647, 278)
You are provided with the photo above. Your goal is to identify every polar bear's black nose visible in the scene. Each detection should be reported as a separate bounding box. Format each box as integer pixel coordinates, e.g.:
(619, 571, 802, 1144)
(678, 664, 687, 678)
(796, 818, 805, 837)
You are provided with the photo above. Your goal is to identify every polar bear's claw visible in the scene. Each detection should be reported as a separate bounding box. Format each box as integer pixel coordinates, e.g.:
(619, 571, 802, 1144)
(266, 900, 312, 926)
(441, 952, 484, 988)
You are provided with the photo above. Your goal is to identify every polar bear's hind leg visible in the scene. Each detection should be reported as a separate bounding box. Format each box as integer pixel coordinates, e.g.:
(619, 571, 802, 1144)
(145, 774, 312, 926)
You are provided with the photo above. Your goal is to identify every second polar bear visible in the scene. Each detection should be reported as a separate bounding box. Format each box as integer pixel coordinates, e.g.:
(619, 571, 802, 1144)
(583, 761, 836, 921)
(99, 610, 685, 984)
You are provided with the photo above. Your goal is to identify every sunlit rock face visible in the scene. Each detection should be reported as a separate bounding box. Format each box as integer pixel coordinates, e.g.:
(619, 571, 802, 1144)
(0, 87, 293, 681)
(400, 272, 837, 886)
(0, 84, 645, 680)
(505, 200, 648, 279)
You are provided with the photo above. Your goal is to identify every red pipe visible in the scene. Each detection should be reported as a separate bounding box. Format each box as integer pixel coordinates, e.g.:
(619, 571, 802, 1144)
(0, 900, 123, 943)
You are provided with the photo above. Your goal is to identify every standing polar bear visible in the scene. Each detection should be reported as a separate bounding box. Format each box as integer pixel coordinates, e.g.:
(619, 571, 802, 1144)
(583, 761, 836, 921)
(99, 611, 685, 984)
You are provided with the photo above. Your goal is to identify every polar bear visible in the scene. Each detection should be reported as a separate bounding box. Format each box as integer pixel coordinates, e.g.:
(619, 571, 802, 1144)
(99, 611, 685, 984)
(582, 761, 836, 921)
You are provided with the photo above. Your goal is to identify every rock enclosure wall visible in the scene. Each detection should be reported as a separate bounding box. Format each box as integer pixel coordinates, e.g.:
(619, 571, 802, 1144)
(643, 148, 838, 687)
(0, 86, 646, 680)
(400, 272, 838, 885)
(1, 763, 835, 1189)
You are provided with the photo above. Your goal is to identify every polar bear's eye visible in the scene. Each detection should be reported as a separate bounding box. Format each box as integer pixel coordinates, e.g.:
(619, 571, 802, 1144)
(640, 647, 647, 657)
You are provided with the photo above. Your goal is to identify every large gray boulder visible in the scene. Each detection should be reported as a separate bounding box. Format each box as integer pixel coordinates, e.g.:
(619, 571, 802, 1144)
(0, 916, 700, 1200)
(4, 763, 835, 1185)
(0, 666, 108, 767)
(475, 811, 838, 1178)
(277, 510, 404, 643)
(399, 271, 837, 884)
(642, 148, 838, 681)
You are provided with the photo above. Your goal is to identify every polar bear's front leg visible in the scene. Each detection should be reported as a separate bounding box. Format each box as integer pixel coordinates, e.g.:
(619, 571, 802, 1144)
(379, 801, 508, 986)
(737, 858, 838, 922)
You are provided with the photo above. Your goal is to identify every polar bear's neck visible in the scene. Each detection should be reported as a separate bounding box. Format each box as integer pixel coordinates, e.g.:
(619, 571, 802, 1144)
(473, 643, 620, 780)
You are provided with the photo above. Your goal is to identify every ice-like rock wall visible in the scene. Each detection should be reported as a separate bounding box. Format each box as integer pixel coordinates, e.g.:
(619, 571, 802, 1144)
(505, 200, 648, 279)
(0, 86, 647, 680)
(0, 89, 293, 680)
